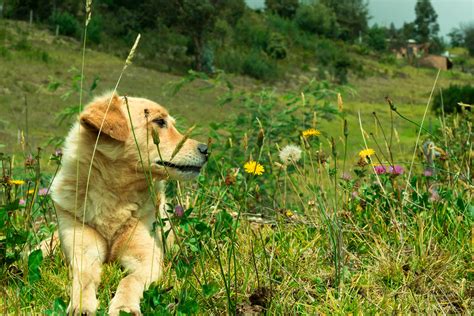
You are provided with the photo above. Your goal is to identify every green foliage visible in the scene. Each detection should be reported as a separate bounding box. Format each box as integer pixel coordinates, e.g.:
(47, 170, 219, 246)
(242, 51, 278, 80)
(265, 0, 299, 19)
(463, 24, 474, 56)
(414, 0, 439, 43)
(315, 39, 352, 83)
(366, 24, 387, 52)
(432, 84, 474, 114)
(294, 3, 339, 38)
(320, 0, 369, 41)
(265, 32, 287, 60)
(48, 11, 81, 38)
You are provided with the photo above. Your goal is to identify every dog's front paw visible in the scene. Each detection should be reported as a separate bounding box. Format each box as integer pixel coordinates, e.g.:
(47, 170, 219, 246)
(108, 300, 141, 316)
(67, 297, 99, 315)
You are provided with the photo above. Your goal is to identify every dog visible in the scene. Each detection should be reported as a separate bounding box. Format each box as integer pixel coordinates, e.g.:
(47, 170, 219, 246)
(50, 93, 208, 315)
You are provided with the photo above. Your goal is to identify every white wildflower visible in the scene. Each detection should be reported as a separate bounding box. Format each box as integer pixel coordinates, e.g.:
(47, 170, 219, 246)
(279, 144, 302, 165)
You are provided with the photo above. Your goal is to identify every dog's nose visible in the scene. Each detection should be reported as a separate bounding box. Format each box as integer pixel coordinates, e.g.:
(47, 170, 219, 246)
(197, 143, 208, 156)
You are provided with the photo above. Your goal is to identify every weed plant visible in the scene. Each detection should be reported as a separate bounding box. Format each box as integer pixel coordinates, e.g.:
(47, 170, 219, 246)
(0, 3, 472, 315)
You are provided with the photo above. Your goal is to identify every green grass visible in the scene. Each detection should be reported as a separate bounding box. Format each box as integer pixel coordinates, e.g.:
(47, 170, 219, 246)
(1, 19, 473, 315)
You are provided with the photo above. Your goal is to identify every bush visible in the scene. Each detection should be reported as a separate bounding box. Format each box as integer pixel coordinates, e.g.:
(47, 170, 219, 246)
(366, 25, 387, 51)
(295, 3, 339, 38)
(215, 49, 243, 74)
(87, 16, 102, 44)
(315, 39, 352, 83)
(242, 51, 278, 80)
(234, 12, 269, 50)
(49, 12, 81, 38)
(265, 32, 287, 60)
(432, 84, 474, 114)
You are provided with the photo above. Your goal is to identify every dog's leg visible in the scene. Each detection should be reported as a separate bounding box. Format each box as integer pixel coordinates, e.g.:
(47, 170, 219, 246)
(58, 213, 106, 315)
(108, 220, 163, 316)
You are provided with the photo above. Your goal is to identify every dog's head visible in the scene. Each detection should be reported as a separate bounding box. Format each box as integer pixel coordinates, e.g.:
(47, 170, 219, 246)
(79, 93, 208, 181)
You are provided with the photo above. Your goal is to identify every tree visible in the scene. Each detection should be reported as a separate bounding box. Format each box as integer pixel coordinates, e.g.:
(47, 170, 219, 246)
(414, 0, 439, 43)
(320, 0, 369, 41)
(294, 3, 339, 38)
(265, 0, 299, 19)
(366, 24, 387, 52)
(158, 0, 245, 72)
(463, 24, 474, 56)
(448, 28, 464, 47)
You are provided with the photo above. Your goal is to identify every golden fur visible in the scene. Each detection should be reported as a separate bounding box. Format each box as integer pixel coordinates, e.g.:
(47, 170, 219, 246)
(50, 93, 208, 315)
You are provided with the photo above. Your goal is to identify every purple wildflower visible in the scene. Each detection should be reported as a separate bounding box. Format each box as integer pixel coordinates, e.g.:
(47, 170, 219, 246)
(38, 188, 49, 196)
(429, 188, 440, 202)
(389, 165, 404, 176)
(423, 169, 433, 177)
(54, 149, 63, 157)
(351, 191, 359, 199)
(19, 199, 26, 206)
(175, 205, 184, 218)
(341, 172, 352, 181)
(373, 165, 386, 175)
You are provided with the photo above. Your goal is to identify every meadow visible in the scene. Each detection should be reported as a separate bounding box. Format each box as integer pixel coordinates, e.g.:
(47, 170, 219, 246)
(1, 19, 473, 314)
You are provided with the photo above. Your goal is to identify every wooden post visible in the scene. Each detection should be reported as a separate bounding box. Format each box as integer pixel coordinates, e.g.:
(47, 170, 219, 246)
(29, 9, 33, 25)
(55, 25, 59, 36)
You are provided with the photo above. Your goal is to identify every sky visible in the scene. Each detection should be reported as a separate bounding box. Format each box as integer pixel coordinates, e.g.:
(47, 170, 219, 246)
(245, 0, 474, 38)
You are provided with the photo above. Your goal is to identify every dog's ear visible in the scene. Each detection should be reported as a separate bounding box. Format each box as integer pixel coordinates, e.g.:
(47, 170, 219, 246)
(80, 94, 129, 142)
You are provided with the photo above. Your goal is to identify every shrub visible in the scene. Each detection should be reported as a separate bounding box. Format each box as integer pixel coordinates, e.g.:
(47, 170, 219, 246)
(234, 12, 269, 50)
(265, 32, 287, 60)
(432, 84, 474, 114)
(49, 12, 81, 38)
(295, 3, 339, 38)
(87, 16, 102, 44)
(215, 49, 243, 74)
(242, 51, 278, 80)
(366, 24, 387, 51)
(315, 39, 352, 83)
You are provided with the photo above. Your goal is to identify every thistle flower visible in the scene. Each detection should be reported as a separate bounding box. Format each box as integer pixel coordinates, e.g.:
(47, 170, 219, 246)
(302, 128, 321, 138)
(341, 172, 352, 181)
(373, 165, 386, 175)
(423, 169, 433, 177)
(175, 205, 184, 218)
(244, 161, 264, 176)
(38, 188, 49, 196)
(388, 165, 404, 176)
(279, 144, 302, 165)
(358, 148, 375, 159)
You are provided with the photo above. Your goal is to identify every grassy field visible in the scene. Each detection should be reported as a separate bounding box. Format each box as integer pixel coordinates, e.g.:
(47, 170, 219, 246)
(1, 19, 473, 315)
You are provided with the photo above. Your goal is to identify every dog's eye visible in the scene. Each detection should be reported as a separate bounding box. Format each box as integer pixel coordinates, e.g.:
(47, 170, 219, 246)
(153, 118, 167, 128)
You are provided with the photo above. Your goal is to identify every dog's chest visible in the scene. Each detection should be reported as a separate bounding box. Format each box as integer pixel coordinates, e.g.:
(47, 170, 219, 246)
(86, 196, 155, 241)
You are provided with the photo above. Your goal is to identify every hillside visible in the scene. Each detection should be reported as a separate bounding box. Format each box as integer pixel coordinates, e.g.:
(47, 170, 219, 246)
(1, 19, 473, 157)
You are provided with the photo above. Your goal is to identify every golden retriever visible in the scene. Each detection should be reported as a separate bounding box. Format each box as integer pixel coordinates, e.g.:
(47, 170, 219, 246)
(50, 93, 208, 315)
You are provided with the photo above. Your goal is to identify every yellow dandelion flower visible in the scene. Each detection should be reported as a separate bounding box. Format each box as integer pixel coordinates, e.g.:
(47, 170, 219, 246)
(8, 179, 25, 185)
(285, 210, 294, 218)
(244, 161, 264, 176)
(358, 148, 375, 158)
(27, 189, 35, 194)
(302, 128, 321, 138)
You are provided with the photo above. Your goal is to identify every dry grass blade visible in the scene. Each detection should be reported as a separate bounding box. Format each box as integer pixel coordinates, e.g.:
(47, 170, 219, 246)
(170, 125, 196, 160)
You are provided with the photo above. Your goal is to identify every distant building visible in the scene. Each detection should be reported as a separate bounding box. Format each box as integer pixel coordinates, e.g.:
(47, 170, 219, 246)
(393, 39, 429, 59)
(392, 39, 453, 70)
(419, 55, 453, 70)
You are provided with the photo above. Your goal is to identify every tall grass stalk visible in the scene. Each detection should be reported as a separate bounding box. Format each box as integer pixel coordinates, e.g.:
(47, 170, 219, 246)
(402, 69, 440, 207)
